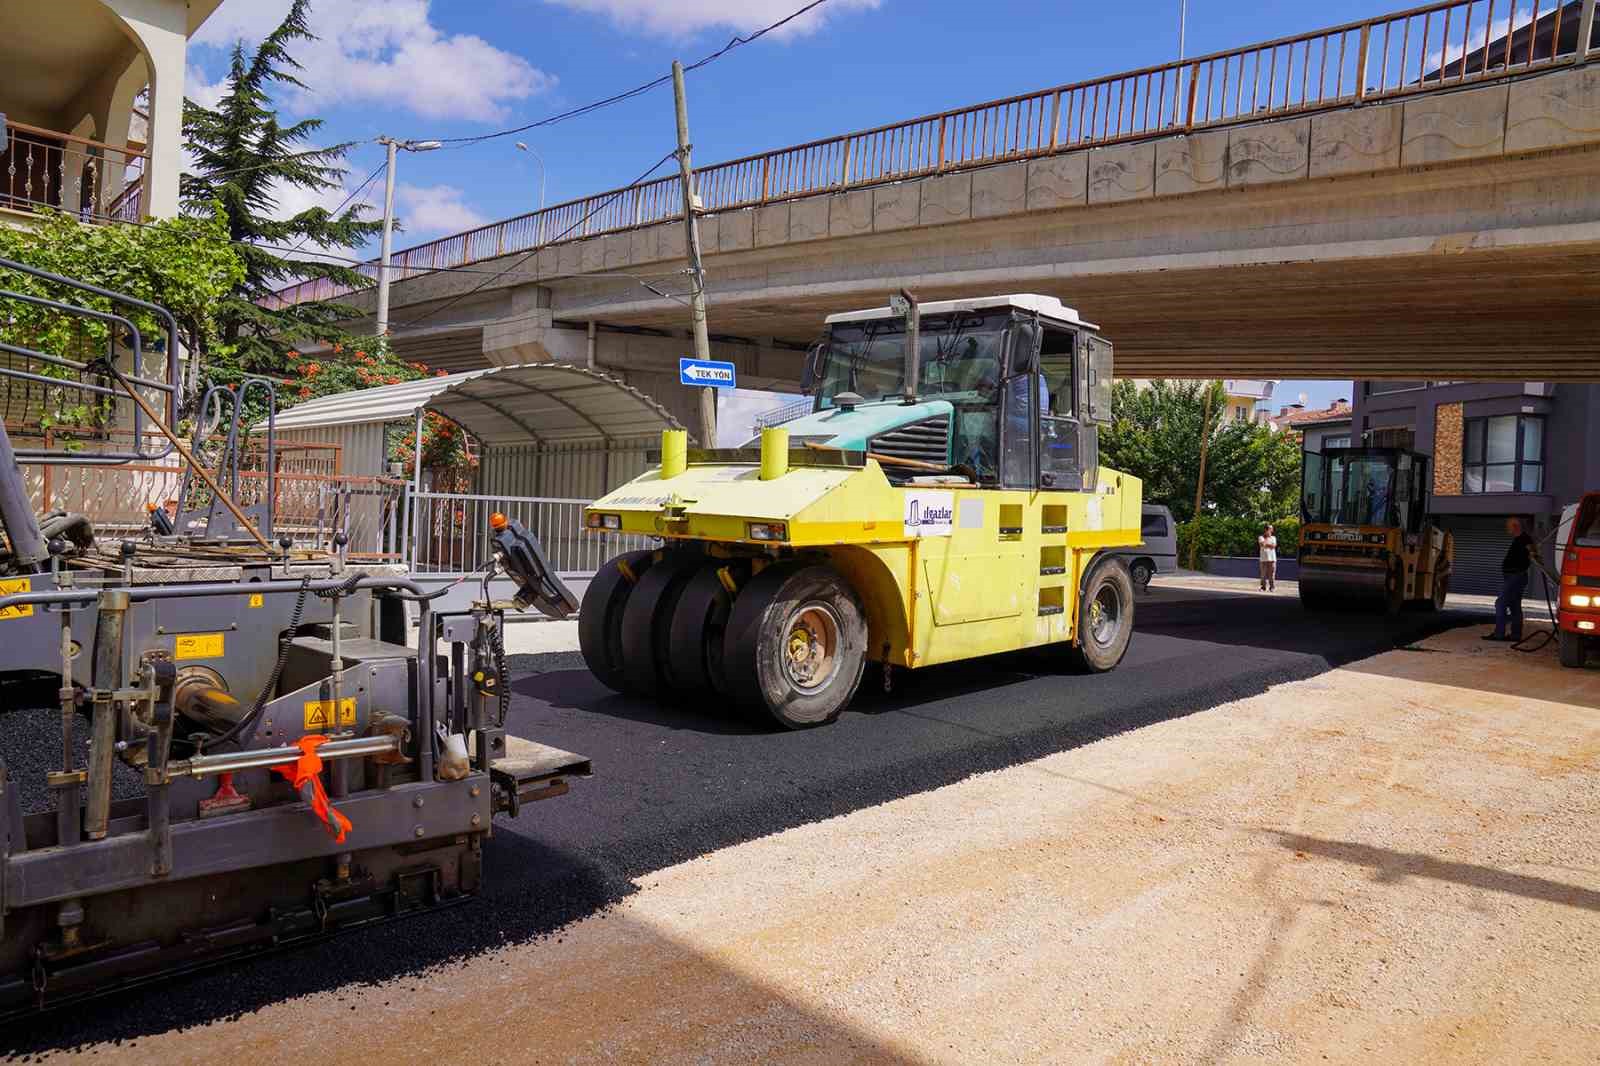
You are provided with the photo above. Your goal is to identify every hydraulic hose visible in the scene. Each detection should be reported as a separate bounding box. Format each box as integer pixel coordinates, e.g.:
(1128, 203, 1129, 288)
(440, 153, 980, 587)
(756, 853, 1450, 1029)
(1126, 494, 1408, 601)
(199, 578, 311, 751)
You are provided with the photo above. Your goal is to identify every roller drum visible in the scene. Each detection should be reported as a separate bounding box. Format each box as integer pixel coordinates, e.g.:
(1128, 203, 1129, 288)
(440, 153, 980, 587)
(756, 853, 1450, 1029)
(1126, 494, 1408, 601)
(1298, 560, 1390, 608)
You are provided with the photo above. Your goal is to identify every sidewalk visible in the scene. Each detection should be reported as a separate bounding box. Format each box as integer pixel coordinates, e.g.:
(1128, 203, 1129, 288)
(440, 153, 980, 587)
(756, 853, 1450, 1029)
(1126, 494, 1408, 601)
(1154, 570, 1558, 620)
(120, 622, 1600, 1065)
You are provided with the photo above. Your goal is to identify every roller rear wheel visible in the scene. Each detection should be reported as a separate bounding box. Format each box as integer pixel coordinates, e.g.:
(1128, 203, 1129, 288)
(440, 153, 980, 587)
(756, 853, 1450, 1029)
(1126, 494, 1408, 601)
(723, 564, 867, 729)
(578, 550, 654, 693)
(1066, 562, 1135, 673)
(1424, 572, 1449, 612)
(619, 551, 702, 695)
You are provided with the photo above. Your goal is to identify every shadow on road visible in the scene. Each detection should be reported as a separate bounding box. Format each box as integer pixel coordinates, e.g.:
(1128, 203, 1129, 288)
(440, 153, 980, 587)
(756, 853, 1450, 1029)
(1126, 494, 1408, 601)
(1272, 831, 1600, 913)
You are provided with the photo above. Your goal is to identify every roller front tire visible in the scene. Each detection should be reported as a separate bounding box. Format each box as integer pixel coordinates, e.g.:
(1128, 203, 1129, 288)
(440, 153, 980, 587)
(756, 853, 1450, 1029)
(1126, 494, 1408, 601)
(578, 549, 655, 693)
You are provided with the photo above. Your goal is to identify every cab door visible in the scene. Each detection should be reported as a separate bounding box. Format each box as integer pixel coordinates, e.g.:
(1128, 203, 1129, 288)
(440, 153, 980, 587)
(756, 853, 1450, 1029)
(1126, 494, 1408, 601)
(1037, 326, 1085, 491)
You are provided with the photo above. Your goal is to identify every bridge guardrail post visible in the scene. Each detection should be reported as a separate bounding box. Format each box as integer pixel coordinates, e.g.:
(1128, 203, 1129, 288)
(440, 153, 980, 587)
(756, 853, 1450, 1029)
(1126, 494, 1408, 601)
(1184, 63, 1200, 129)
(1579, 0, 1597, 66)
(1356, 23, 1372, 100)
(936, 116, 948, 172)
(1048, 90, 1063, 150)
(840, 137, 853, 187)
(760, 156, 771, 203)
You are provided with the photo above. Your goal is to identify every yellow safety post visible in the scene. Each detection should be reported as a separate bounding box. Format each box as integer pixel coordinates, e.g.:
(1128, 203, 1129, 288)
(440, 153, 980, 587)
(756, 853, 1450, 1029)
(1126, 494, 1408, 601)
(759, 427, 789, 480)
(660, 429, 688, 479)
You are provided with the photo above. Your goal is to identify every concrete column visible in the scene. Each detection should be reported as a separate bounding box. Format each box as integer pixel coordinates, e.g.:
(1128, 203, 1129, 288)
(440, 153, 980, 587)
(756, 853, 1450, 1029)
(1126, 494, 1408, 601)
(103, 0, 189, 218)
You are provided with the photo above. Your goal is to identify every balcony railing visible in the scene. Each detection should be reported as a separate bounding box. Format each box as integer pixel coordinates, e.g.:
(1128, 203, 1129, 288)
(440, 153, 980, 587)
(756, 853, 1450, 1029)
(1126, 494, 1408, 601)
(265, 0, 1600, 311)
(1, 120, 146, 223)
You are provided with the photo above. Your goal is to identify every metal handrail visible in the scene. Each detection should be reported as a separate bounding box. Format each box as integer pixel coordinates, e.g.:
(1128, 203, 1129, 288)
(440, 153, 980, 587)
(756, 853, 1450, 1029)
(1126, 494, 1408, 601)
(266, 0, 1599, 309)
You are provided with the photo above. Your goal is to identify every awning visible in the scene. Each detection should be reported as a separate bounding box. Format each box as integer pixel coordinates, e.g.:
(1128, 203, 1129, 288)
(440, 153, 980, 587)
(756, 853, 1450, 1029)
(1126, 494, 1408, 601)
(426, 364, 682, 445)
(269, 364, 682, 445)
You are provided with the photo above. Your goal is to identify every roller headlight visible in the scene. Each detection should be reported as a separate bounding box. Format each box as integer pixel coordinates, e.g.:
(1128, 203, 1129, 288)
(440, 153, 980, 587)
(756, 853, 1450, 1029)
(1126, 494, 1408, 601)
(747, 522, 787, 541)
(585, 512, 622, 530)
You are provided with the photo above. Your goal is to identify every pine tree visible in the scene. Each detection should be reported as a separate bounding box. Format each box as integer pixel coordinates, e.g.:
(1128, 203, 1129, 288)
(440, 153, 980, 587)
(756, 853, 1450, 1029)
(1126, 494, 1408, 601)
(181, 0, 381, 376)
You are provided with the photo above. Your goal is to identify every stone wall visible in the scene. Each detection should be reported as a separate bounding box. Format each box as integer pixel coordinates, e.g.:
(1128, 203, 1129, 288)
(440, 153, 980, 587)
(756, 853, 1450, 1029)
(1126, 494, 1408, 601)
(1434, 402, 1464, 497)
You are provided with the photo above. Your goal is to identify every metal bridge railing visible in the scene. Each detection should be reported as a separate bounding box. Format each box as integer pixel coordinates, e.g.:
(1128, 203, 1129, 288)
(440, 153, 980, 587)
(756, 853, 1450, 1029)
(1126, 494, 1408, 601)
(407, 491, 654, 577)
(264, 0, 1599, 312)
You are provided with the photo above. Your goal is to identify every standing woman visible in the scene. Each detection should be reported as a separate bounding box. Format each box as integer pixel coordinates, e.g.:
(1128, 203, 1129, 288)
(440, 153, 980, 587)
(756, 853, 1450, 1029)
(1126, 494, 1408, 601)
(1259, 523, 1279, 591)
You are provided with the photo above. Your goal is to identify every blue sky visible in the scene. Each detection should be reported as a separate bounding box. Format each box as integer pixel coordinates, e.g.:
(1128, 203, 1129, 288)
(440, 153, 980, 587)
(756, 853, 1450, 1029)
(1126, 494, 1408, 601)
(187, 0, 1380, 407)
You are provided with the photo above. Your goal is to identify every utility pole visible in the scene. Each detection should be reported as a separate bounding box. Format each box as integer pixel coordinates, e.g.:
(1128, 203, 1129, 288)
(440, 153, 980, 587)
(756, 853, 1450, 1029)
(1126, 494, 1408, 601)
(672, 60, 717, 447)
(374, 136, 441, 337)
(1188, 380, 1213, 569)
(1178, 0, 1189, 61)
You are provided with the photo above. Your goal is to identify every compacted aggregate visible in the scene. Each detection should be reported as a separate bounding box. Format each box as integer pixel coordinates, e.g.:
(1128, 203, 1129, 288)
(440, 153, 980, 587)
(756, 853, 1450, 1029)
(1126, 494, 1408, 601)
(0, 589, 1471, 1056)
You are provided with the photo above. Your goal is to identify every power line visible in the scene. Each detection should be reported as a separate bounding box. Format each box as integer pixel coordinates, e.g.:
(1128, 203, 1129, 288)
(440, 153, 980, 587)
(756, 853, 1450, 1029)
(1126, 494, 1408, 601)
(435, 0, 837, 149)
(281, 158, 388, 258)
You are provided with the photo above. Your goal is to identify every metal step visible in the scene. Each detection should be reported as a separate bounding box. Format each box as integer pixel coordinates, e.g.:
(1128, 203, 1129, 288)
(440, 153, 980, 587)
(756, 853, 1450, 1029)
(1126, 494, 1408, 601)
(490, 736, 591, 815)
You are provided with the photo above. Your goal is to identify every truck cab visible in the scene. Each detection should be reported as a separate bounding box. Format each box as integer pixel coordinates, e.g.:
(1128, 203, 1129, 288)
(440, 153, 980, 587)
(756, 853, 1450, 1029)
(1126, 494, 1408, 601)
(1558, 491, 1599, 668)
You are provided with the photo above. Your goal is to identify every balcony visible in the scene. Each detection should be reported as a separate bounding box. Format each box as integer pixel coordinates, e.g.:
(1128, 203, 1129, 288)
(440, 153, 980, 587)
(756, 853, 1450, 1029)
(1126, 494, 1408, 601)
(1, 120, 145, 225)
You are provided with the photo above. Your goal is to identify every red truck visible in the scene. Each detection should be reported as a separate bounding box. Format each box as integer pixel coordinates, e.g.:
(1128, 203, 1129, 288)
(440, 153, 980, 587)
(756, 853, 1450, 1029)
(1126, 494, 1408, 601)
(1559, 492, 1600, 668)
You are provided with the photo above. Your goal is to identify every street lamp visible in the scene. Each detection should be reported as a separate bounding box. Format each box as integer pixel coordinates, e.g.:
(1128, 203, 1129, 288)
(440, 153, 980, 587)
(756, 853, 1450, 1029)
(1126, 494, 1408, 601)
(1178, 0, 1189, 61)
(515, 141, 547, 242)
(375, 136, 442, 337)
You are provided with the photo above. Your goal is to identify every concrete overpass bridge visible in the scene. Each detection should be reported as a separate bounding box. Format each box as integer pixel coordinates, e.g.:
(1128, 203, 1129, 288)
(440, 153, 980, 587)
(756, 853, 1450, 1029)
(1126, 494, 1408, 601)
(275, 0, 1600, 429)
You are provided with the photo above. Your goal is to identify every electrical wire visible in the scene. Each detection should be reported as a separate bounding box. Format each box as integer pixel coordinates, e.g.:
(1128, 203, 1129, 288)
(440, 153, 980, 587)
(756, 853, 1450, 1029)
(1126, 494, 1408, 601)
(434, 0, 839, 149)
(393, 149, 678, 331)
(281, 158, 389, 258)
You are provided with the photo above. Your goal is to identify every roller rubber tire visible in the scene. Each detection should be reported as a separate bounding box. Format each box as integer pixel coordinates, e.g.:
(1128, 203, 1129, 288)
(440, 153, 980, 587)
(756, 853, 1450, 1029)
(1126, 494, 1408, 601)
(1066, 561, 1135, 673)
(723, 563, 867, 730)
(619, 550, 702, 696)
(667, 561, 738, 694)
(578, 549, 655, 694)
(1559, 628, 1588, 669)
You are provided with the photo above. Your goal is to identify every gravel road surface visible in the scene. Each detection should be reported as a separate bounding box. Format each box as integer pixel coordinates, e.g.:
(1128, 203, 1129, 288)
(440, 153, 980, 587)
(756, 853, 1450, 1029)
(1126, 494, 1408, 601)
(3, 587, 1476, 1056)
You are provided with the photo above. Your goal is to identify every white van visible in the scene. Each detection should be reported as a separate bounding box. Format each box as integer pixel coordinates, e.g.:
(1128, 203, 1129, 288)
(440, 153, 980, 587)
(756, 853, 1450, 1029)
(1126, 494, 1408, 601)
(1111, 504, 1178, 590)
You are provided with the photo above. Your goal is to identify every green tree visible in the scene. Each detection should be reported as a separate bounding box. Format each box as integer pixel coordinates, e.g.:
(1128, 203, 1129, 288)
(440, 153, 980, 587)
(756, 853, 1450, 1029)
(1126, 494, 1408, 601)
(0, 209, 244, 430)
(181, 0, 381, 378)
(1100, 379, 1301, 523)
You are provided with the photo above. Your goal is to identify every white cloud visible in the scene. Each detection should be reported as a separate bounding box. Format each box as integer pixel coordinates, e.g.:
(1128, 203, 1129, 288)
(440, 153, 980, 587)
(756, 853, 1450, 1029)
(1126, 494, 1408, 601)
(395, 182, 490, 238)
(543, 0, 880, 39)
(185, 65, 229, 109)
(192, 0, 553, 122)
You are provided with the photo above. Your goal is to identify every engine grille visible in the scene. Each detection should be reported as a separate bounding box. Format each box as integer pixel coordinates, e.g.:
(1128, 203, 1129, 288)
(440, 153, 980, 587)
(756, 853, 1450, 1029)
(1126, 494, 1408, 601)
(869, 415, 950, 464)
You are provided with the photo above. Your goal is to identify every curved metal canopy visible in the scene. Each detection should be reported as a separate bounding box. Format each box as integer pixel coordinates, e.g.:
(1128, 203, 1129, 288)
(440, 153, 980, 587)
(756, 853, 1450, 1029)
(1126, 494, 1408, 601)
(270, 364, 682, 445)
(424, 364, 682, 445)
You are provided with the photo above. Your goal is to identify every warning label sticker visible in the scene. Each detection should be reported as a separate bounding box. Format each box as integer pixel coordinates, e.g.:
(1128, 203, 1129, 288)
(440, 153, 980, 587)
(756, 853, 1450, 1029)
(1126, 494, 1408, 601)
(0, 578, 33, 620)
(247, 593, 264, 608)
(174, 632, 225, 659)
(303, 697, 357, 731)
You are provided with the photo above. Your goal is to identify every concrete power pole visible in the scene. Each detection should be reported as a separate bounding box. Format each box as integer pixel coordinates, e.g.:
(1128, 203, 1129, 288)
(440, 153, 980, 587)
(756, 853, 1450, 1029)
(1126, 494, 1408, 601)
(374, 136, 440, 337)
(672, 60, 717, 447)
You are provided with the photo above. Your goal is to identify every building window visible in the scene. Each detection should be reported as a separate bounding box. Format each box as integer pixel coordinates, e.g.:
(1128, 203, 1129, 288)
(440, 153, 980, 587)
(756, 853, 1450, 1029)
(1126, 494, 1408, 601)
(1367, 381, 1424, 395)
(1322, 435, 1351, 449)
(1464, 414, 1543, 493)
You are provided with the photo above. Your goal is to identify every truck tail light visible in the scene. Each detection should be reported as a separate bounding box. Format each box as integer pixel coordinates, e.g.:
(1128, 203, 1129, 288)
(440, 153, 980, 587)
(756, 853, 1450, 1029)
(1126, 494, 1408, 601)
(747, 522, 787, 541)
(586, 513, 622, 530)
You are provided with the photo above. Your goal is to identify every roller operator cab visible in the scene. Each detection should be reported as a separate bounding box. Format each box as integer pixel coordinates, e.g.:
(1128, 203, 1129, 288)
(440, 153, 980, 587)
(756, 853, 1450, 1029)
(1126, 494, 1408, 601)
(580, 294, 1143, 729)
(1557, 492, 1600, 669)
(1298, 446, 1453, 614)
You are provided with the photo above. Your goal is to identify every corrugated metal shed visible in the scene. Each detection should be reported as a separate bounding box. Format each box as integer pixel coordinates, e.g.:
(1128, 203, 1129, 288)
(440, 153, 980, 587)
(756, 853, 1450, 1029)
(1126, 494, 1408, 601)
(271, 369, 493, 432)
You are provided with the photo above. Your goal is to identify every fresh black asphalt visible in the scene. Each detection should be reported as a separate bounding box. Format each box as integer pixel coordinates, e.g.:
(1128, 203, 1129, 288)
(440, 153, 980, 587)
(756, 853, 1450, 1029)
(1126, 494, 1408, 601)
(3, 587, 1477, 1054)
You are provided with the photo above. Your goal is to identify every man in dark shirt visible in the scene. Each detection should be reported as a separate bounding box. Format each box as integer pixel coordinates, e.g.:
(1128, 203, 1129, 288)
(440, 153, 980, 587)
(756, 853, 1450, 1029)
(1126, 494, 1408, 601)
(1485, 516, 1536, 642)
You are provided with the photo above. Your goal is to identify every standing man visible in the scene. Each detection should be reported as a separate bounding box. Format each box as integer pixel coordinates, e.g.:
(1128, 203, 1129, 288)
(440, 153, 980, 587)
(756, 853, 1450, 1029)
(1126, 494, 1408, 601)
(1259, 523, 1278, 592)
(1485, 515, 1536, 642)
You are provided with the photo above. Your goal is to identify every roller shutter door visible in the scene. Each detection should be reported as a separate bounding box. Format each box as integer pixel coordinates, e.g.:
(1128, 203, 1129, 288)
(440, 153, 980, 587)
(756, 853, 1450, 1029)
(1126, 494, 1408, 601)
(1445, 517, 1518, 597)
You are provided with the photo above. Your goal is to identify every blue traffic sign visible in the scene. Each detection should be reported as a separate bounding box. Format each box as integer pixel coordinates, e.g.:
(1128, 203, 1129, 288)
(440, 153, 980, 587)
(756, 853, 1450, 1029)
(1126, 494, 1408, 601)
(679, 358, 737, 389)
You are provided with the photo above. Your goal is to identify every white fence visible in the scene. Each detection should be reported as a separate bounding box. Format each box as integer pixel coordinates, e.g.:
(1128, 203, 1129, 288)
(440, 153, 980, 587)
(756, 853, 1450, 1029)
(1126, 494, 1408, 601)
(406, 491, 654, 577)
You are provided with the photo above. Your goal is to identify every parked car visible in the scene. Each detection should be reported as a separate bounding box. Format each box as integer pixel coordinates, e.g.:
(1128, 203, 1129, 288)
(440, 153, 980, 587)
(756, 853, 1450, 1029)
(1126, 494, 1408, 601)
(1110, 504, 1178, 590)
